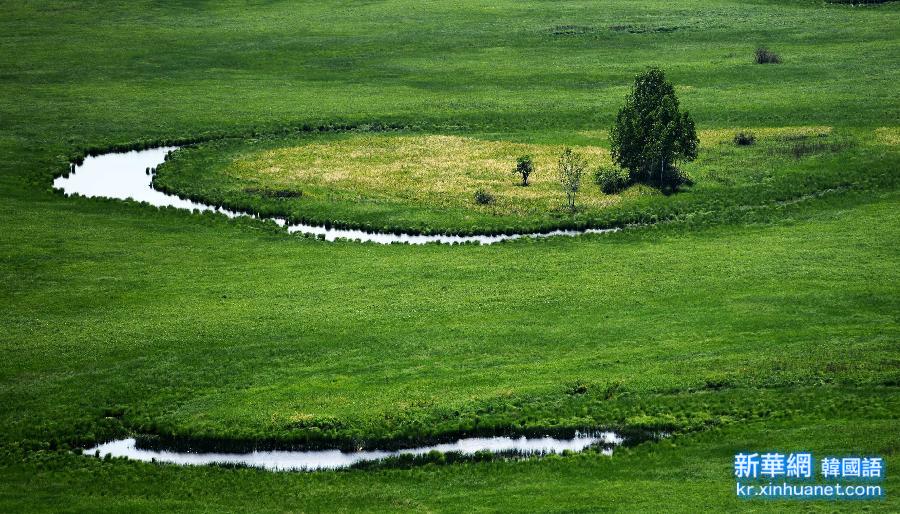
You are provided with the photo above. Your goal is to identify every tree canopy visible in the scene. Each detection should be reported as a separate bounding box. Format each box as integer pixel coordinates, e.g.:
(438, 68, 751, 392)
(513, 155, 534, 186)
(610, 67, 698, 189)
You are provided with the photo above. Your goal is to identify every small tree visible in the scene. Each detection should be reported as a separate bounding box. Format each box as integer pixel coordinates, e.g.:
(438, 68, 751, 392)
(610, 67, 698, 190)
(557, 148, 586, 211)
(513, 155, 534, 186)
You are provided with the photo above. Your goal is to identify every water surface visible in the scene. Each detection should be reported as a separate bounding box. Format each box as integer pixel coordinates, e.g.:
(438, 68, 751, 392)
(86, 432, 622, 471)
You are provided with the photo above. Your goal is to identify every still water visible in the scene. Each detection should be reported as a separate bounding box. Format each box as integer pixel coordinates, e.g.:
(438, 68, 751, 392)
(86, 432, 623, 471)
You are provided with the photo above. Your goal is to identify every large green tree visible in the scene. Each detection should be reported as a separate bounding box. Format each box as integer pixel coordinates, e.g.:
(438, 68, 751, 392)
(610, 68, 699, 189)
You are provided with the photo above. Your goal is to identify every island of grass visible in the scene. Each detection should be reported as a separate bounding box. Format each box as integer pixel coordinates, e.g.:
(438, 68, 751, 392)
(153, 126, 894, 235)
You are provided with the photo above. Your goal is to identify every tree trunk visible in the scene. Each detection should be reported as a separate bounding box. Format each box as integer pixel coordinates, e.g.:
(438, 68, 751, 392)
(660, 158, 665, 188)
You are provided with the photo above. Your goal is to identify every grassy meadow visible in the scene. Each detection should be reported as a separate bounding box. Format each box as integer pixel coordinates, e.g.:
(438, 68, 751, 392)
(0, 0, 898, 511)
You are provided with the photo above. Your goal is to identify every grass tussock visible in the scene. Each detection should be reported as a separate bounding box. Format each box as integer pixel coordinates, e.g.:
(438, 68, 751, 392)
(733, 131, 756, 146)
(473, 189, 495, 205)
(755, 47, 781, 64)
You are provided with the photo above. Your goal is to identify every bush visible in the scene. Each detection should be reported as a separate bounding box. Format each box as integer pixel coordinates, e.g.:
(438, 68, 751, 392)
(566, 380, 590, 395)
(473, 189, 494, 205)
(593, 165, 630, 194)
(754, 47, 781, 64)
(733, 131, 756, 146)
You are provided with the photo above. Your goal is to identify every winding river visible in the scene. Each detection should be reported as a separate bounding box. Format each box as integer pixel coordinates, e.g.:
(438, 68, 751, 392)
(53, 147, 619, 245)
(87, 432, 623, 471)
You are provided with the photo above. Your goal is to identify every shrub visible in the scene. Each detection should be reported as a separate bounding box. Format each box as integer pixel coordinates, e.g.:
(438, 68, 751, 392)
(754, 47, 781, 64)
(733, 131, 756, 146)
(473, 189, 494, 205)
(593, 165, 630, 194)
(566, 380, 590, 395)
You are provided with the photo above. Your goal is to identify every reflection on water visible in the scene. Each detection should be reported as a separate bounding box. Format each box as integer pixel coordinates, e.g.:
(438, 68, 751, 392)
(85, 432, 622, 471)
(54, 147, 618, 244)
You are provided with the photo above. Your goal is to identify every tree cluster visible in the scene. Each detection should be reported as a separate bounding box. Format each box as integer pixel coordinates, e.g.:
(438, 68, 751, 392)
(610, 67, 698, 190)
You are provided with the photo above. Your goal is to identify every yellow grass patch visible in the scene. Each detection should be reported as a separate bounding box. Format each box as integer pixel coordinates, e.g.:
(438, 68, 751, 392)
(874, 127, 900, 147)
(229, 135, 619, 214)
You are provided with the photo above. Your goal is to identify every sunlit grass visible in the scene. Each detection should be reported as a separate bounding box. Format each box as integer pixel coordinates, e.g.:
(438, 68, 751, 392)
(230, 134, 615, 214)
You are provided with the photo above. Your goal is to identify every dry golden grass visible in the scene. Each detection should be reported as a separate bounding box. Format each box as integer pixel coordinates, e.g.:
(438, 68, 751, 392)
(228, 135, 619, 214)
(875, 127, 900, 146)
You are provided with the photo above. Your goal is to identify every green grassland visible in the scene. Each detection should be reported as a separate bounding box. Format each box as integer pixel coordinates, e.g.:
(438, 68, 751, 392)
(1, 0, 899, 511)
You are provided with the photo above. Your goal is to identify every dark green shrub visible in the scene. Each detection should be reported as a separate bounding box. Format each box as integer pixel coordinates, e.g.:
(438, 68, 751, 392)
(473, 189, 494, 205)
(593, 165, 630, 194)
(566, 380, 590, 395)
(733, 131, 756, 146)
(754, 47, 781, 64)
